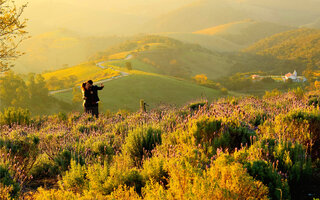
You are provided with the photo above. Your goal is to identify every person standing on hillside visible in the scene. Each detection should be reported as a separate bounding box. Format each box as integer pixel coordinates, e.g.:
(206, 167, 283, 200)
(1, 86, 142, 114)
(87, 80, 104, 118)
(81, 82, 94, 116)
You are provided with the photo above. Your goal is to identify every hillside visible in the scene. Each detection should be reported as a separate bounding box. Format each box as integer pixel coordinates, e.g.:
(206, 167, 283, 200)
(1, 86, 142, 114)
(162, 20, 293, 52)
(160, 32, 242, 52)
(243, 28, 320, 68)
(91, 35, 308, 80)
(42, 62, 120, 90)
(53, 73, 224, 112)
(15, 29, 127, 73)
(193, 19, 293, 46)
(91, 35, 236, 79)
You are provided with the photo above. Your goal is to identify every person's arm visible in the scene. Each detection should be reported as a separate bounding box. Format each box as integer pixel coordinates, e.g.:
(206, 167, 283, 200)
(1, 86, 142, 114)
(95, 84, 104, 90)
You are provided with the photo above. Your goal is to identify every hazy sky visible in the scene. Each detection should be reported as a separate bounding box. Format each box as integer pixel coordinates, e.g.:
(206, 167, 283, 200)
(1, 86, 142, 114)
(21, 0, 195, 35)
(20, 0, 320, 36)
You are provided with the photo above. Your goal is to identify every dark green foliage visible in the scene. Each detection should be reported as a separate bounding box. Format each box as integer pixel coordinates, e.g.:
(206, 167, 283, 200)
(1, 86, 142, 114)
(250, 112, 268, 127)
(256, 139, 312, 196)
(124, 127, 162, 166)
(214, 125, 255, 151)
(30, 156, 59, 180)
(188, 102, 207, 112)
(0, 165, 20, 198)
(0, 134, 40, 161)
(54, 150, 85, 172)
(308, 96, 320, 107)
(245, 160, 290, 200)
(189, 117, 255, 156)
(192, 118, 222, 145)
(123, 170, 144, 195)
(77, 124, 99, 133)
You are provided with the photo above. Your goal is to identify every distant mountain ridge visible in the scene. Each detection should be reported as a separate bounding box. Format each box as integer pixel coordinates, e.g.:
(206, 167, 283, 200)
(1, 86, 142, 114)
(142, 0, 320, 33)
(161, 19, 293, 52)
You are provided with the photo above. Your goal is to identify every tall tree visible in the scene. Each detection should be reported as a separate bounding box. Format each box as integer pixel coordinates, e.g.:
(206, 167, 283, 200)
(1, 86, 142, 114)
(0, 0, 28, 72)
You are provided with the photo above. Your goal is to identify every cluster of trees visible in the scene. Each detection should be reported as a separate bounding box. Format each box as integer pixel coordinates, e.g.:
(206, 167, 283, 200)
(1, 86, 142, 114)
(217, 72, 306, 95)
(0, 72, 73, 115)
(193, 74, 228, 94)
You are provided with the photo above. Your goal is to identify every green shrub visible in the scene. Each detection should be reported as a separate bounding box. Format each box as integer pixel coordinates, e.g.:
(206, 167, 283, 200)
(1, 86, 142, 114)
(245, 160, 290, 200)
(188, 101, 207, 111)
(59, 160, 86, 193)
(272, 110, 320, 158)
(254, 139, 312, 196)
(123, 170, 144, 195)
(0, 165, 20, 198)
(219, 125, 255, 150)
(0, 107, 30, 126)
(191, 117, 222, 145)
(30, 154, 59, 180)
(54, 150, 85, 172)
(142, 156, 168, 186)
(0, 134, 40, 186)
(308, 96, 320, 107)
(186, 117, 255, 156)
(88, 158, 144, 195)
(123, 127, 162, 166)
(86, 162, 109, 194)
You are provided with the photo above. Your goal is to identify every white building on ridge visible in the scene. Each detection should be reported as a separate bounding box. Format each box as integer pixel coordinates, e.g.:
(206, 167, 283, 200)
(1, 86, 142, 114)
(283, 70, 307, 82)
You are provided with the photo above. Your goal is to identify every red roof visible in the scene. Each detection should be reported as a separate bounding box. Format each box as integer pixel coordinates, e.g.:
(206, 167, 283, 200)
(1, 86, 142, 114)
(285, 73, 293, 78)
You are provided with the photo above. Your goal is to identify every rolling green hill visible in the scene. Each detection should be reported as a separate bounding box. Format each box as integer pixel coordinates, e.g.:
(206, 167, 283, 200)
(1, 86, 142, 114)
(243, 28, 320, 68)
(91, 35, 236, 79)
(53, 73, 225, 112)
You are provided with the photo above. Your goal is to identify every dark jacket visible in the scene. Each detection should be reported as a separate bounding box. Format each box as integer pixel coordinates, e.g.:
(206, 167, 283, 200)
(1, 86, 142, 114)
(91, 85, 104, 103)
(82, 89, 94, 107)
(83, 85, 104, 107)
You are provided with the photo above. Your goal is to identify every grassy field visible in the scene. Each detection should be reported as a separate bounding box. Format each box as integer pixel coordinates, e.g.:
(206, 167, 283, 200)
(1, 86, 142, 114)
(53, 73, 224, 112)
